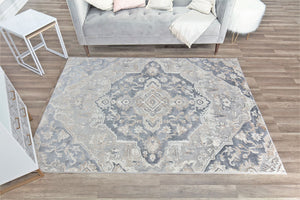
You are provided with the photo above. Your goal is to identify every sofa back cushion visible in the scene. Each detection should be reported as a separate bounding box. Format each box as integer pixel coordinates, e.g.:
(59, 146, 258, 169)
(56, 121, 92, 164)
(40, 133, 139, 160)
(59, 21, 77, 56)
(173, 0, 191, 6)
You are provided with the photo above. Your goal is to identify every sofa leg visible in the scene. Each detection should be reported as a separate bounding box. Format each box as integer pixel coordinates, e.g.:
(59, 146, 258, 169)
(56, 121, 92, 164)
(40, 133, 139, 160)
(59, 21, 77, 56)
(83, 45, 90, 57)
(214, 44, 220, 55)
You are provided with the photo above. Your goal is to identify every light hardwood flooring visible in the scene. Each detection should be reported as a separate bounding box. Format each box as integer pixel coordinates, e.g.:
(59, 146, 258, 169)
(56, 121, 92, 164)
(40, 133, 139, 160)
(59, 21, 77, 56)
(0, 0, 300, 199)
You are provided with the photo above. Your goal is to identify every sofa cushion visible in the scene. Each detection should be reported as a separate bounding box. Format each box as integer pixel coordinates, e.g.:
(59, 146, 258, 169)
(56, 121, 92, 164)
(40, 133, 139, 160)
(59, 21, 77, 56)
(83, 6, 220, 39)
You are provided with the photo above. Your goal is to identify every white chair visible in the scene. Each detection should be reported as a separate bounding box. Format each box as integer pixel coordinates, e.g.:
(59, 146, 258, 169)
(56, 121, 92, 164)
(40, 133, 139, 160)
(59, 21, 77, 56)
(227, 0, 266, 42)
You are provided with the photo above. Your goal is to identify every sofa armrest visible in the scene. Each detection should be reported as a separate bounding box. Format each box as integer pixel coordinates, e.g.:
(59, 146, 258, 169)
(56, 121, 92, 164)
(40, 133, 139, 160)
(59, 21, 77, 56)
(66, 0, 90, 45)
(216, 0, 236, 43)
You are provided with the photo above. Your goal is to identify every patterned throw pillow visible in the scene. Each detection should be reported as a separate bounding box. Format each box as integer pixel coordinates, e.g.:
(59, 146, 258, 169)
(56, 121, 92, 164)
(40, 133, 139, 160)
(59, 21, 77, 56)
(113, 0, 146, 12)
(85, 0, 113, 11)
(146, 0, 173, 11)
(188, 0, 216, 15)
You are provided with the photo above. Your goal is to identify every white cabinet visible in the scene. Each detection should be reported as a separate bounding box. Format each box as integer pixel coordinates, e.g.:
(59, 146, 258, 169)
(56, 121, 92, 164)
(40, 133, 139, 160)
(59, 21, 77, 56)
(0, 67, 39, 185)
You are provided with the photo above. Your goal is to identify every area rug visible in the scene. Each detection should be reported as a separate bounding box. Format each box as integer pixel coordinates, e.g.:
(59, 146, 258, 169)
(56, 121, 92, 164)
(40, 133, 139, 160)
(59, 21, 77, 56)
(35, 57, 285, 174)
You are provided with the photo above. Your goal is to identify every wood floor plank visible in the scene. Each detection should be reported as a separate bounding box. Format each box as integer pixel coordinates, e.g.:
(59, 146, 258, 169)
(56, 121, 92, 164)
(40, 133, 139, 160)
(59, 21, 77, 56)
(237, 185, 300, 198)
(0, 0, 299, 199)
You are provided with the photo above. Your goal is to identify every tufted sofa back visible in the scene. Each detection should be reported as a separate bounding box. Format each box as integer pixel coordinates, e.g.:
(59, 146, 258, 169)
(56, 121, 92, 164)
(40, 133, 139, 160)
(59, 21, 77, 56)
(173, 0, 191, 6)
(145, 0, 191, 6)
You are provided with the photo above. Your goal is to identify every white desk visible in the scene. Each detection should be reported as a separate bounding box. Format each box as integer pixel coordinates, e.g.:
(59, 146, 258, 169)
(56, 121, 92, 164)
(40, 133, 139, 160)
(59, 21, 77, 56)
(0, 9, 68, 75)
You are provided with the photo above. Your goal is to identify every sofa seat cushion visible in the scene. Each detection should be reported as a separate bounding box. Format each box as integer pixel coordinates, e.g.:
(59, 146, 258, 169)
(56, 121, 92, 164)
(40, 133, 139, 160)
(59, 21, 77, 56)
(83, 7, 220, 40)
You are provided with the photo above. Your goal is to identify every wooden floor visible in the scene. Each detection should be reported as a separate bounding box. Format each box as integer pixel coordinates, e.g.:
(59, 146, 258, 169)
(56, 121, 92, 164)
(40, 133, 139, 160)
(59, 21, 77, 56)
(0, 0, 300, 199)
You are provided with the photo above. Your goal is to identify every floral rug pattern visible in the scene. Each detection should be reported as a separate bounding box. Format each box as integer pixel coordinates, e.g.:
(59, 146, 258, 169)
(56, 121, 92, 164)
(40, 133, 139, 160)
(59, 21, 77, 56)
(35, 57, 285, 174)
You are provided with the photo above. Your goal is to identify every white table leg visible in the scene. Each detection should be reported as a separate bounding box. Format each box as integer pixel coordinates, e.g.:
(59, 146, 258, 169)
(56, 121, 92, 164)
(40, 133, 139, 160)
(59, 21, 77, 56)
(39, 33, 48, 49)
(41, 23, 68, 59)
(1, 30, 21, 64)
(6, 32, 26, 64)
(1, 30, 42, 75)
(54, 22, 68, 58)
(24, 37, 44, 76)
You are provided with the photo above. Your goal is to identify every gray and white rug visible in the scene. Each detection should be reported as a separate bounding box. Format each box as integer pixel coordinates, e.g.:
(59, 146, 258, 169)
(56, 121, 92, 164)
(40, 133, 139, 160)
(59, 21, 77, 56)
(35, 57, 285, 174)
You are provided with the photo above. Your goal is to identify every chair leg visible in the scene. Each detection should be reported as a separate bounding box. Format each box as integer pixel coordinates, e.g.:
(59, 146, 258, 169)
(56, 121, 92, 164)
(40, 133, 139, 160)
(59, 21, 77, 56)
(232, 32, 235, 43)
(247, 33, 250, 40)
(83, 45, 90, 57)
(214, 44, 220, 55)
(234, 33, 239, 43)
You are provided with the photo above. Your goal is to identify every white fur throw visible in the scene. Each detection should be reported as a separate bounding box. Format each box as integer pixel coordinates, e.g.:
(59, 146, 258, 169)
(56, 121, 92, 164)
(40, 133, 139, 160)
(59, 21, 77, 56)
(227, 0, 266, 34)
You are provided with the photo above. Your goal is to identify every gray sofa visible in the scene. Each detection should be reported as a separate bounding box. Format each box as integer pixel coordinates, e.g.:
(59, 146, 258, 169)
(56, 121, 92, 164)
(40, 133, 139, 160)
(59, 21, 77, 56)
(66, 0, 236, 56)
(0, 0, 28, 21)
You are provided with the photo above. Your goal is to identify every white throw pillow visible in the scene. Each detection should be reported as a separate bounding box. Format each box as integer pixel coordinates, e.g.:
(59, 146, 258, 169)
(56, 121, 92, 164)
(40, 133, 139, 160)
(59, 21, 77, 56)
(169, 10, 216, 48)
(113, 0, 145, 12)
(188, 0, 216, 16)
(85, 0, 113, 11)
(147, 0, 173, 11)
